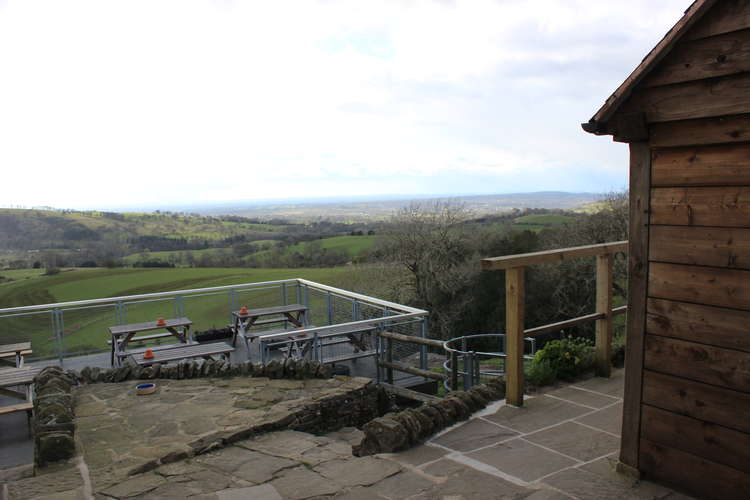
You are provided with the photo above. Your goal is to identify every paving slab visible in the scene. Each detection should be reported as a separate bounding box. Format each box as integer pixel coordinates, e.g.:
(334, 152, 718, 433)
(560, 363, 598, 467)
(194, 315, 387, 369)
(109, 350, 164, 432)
(380, 443, 448, 467)
(420, 458, 532, 499)
(574, 401, 623, 436)
(466, 438, 578, 482)
(314, 456, 401, 487)
(483, 395, 591, 433)
(525, 421, 620, 462)
(544, 386, 621, 409)
(573, 370, 625, 398)
(431, 418, 518, 452)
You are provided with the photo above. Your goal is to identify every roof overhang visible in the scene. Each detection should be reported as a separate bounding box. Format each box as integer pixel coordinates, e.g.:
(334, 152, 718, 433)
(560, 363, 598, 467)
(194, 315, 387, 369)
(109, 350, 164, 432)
(582, 0, 718, 139)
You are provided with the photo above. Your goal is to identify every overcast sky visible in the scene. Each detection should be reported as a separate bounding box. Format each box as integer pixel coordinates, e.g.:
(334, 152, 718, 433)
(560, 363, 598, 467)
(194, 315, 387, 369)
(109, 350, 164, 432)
(0, 0, 690, 210)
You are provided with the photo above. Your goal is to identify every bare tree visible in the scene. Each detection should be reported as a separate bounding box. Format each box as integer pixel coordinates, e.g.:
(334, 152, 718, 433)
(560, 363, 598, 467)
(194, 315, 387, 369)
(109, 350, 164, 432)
(383, 201, 479, 339)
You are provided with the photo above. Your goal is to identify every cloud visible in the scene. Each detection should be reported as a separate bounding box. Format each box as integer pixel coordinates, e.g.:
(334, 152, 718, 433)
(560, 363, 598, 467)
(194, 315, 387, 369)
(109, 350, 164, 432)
(0, 0, 689, 209)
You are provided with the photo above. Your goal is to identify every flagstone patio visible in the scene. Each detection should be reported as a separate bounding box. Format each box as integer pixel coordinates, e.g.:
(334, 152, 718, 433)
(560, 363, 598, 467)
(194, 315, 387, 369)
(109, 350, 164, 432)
(2, 370, 696, 499)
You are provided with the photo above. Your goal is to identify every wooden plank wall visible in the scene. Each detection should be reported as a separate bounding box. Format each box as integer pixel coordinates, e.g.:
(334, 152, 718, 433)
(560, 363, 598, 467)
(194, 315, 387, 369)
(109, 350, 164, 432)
(622, 2, 750, 497)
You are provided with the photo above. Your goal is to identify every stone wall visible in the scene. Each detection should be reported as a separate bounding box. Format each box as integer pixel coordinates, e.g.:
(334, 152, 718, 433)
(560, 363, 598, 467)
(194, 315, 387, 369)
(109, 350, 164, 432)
(353, 378, 506, 456)
(33, 367, 77, 467)
(75, 357, 333, 384)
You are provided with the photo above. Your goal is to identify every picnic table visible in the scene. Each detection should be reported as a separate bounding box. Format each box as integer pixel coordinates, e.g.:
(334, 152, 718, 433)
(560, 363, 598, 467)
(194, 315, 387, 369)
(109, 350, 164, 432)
(259, 322, 377, 362)
(108, 317, 193, 367)
(0, 342, 32, 368)
(128, 342, 234, 366)
(231, 304, 308, 349)
(0, 366, 41, 426)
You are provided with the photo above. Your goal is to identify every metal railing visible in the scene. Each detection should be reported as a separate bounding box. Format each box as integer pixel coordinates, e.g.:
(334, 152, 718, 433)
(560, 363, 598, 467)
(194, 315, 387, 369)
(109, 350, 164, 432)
(0, 278, 428, 368)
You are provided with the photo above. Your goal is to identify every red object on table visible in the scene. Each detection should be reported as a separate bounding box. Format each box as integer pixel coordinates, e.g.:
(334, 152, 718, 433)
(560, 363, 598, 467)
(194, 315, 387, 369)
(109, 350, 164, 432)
(239, 306, 249, 315)
(156, 317, 166, 327)
(143, 348, 154, 359)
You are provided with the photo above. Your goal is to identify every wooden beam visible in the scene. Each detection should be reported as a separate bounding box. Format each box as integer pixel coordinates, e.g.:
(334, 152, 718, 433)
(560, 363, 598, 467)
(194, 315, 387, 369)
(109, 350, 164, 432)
(649, 226, 750, 270)
(652, 142, 750, 187)
(650, 186, 750, 227)
(623, 72, 750, 124)
(612, 112, 649, 143)
(647, 298, 750, 353)
(524, 312, 605, 337)
(379, 331, 444, 348)
(650, 114, 750, 147)
(377, 360, 444, 381)
(595, 253, 614, 377)
(505, 266, 525, 407)
(642, 28, 750, 88)
(620, 142, 651, 470)
(379, 383, 440, 404)
(481, 241, 627, 271)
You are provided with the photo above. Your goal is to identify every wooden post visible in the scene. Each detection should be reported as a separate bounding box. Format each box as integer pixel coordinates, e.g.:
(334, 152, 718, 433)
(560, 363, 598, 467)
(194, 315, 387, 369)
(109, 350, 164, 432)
(595, 253, 614, 377)
(505, 266, 525, 406)
(620, 141, 651, 471)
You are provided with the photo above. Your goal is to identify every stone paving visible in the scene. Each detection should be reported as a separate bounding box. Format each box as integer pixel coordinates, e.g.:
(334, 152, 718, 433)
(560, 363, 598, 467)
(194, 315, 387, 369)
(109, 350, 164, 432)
(3, 370, 697, 499)
(73, 376, 374, 483)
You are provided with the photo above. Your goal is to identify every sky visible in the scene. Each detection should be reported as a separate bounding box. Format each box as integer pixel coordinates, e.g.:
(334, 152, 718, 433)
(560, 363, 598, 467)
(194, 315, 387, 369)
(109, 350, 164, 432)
(0, 0, 691, 210)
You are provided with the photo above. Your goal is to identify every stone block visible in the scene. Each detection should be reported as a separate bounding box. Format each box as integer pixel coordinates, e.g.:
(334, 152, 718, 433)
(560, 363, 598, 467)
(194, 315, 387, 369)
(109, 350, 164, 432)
(36, 432, 75, 466)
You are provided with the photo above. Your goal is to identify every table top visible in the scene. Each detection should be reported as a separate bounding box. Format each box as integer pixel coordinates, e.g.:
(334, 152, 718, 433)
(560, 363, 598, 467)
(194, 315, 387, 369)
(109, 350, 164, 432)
(129, 342, 234, 365)
(0, 367, 41, 388)
(0, 342, 32, 356)
(232, 304, 306, 318)
(109, 317, 192, 336)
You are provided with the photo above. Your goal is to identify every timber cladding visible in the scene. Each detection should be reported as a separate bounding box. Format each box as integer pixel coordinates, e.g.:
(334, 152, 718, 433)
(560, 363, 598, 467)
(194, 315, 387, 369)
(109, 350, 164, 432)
(587, 1, 750, 497)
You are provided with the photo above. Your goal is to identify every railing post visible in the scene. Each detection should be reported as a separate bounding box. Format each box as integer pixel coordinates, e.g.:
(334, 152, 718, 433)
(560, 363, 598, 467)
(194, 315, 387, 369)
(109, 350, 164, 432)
(386, 336, 394, 384)
(505, 266, 525, 406)
(419, 317, 428, 371)
(595, 253, 614, 377)
(450, 350, 459, 392)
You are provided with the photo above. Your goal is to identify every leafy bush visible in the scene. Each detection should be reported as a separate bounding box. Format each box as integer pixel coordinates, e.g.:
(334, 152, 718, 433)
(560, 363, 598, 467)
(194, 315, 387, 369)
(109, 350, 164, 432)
(530, 336, 594, 383)
(526, 358, 557, 386)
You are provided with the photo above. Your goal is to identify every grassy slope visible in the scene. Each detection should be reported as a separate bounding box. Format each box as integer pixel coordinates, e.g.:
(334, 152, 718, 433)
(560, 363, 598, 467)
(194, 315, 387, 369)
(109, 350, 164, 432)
(512, 213, 575, 232)
(287, 235, 380, 256)
(0, 267, 352, 357)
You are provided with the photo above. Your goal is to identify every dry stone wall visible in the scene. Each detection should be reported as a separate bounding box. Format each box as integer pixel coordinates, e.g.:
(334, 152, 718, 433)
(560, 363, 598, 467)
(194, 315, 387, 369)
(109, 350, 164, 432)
(354, 378, 506, 456)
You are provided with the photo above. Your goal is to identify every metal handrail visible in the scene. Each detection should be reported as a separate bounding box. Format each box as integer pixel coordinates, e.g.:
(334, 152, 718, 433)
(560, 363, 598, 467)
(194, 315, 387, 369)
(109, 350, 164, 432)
(0, 278, 427, 316)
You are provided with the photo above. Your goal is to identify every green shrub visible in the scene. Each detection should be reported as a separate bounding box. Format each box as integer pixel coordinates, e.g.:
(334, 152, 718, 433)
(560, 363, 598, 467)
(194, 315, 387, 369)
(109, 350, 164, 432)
(531, 336, 594, 382)
(526, 358, 556, 386)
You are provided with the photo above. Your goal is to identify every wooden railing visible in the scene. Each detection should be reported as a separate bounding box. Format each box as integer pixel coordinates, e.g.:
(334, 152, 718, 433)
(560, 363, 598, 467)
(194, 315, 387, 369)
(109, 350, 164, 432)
(378, 331, 444, 384)
(481, 241, 628, 407)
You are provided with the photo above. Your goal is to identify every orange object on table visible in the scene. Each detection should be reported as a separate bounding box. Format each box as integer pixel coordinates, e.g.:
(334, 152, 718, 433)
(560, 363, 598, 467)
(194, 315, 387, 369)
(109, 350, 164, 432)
(156, 317, 166, 326)
(143, 348, 154, 359)
(239, 306, 249, 315)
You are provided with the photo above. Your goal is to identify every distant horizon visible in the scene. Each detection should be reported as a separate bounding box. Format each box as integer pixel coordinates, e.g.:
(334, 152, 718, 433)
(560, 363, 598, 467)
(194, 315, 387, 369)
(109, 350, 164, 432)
(0, 1, 686, 209)
(0, 190, 607, 216)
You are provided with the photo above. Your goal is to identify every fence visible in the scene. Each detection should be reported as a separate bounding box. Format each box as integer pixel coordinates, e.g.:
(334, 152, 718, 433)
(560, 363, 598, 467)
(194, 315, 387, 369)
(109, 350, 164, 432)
(0, 278, 428, 369)
(481, 241, 628, 406)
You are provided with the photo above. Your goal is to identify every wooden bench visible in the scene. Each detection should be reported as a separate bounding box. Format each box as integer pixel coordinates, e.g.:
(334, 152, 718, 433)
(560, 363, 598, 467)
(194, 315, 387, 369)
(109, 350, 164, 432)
(0, 366, 40, 432)
(0, 342, 32, 368)
(0, 401, 33, 416)
(107, 332, 174, 346)
(128, 342, 234, 366)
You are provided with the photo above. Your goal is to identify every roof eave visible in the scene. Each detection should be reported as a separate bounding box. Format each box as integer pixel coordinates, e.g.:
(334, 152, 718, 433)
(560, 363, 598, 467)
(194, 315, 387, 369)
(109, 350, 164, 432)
(582, 0, 718, 136)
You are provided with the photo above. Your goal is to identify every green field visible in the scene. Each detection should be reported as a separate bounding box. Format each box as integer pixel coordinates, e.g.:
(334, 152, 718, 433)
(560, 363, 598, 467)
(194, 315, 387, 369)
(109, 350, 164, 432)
(286, 235, 380, 257)
(512, 213, 575, 232)
(0, 266, 354, 358)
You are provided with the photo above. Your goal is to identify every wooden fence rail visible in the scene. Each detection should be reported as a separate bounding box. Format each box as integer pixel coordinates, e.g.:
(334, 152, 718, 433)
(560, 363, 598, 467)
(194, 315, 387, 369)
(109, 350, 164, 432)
(481, 241, 628, 407)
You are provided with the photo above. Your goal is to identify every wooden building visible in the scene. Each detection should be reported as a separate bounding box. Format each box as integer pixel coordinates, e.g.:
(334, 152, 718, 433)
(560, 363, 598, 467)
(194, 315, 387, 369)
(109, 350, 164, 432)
(583, 0, 750, 497)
